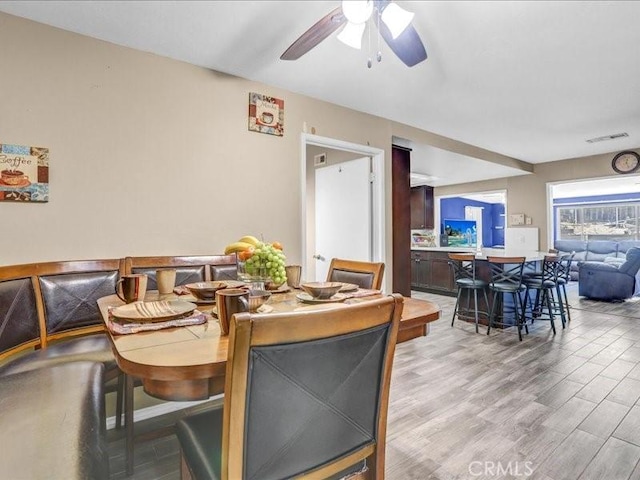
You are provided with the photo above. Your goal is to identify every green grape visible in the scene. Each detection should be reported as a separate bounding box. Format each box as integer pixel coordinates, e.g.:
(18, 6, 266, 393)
(239, 240, 286, 284)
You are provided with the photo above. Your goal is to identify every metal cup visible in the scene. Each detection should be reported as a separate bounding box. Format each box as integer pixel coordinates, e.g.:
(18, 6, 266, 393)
(115, 274, 148, 303)
(216, 288, 249, 335)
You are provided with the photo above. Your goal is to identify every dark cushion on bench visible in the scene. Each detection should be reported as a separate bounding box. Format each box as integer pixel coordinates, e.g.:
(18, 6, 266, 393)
(0, 277, 40, 353)
(210, 265, 238, 281)
(39, 270, 119, 334)
(132, 266, 206, 290)
(0, 334, 116, 377)
(0, 362, 109, 479)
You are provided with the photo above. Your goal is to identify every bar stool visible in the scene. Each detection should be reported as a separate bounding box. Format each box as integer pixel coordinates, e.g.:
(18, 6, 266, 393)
(486, 256, 527, 341)
(448, 253, 490, 333)
(523, 254, 563, 334)
(555, 252, 575, 323)
(522, 249, 570, 324)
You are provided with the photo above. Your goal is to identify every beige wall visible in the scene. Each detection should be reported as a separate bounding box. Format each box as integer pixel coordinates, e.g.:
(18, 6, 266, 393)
(0, 12, 392, 267)
(4, 11, 623, 279)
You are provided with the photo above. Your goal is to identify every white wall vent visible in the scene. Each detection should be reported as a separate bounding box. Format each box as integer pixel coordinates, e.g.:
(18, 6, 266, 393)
(586, 132, 629, 143)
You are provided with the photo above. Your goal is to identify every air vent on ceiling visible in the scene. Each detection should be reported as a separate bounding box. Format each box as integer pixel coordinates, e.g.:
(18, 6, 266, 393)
(585, 132, 629, 143)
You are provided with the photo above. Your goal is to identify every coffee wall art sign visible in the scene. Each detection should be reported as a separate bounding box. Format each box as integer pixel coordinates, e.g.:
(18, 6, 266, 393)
(0, 143, 49, 202)
(248, 92, 284, 137)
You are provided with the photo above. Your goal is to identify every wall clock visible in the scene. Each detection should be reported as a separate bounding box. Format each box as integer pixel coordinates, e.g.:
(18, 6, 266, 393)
(612, 151, 640, 174)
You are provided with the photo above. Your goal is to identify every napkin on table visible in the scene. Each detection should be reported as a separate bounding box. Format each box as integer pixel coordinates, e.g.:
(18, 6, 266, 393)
(107, 307, 208, 335)
(343, 289, 381, 299)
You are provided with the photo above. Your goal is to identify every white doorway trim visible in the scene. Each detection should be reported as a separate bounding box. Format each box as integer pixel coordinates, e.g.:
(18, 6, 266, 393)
(300, 133, 385, 281)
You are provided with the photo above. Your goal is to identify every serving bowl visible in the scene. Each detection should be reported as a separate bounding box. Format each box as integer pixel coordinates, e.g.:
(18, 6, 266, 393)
(185, 281, 228, 300)
(248, 290, 272, 312)
(300, 282, 343, 300)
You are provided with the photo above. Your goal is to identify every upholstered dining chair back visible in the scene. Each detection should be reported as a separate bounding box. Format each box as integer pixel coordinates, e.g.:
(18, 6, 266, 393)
(177, 294, 403, 480)
(326, 258, 385, 290)
(0, 264, 43, 359)
(124, 255, 236, 291)
(35, 259, 124, 337)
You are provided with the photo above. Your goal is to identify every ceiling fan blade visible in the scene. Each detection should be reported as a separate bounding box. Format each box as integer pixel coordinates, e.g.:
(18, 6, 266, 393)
(375, 13, 427, 67)
(281, 7, 346, 61)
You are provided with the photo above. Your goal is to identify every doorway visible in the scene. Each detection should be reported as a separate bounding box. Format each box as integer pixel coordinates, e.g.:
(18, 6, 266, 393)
(301, 134, 385, 284)
(314, 156, 372, 281)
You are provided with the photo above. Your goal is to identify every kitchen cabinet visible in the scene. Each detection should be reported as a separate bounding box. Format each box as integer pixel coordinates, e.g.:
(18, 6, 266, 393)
(410, 250, 456, 295)
(410, 185, 434, 230)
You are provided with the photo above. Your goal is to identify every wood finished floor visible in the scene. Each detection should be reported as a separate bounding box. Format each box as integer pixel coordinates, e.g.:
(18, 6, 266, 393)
(109, 284, 640, 479)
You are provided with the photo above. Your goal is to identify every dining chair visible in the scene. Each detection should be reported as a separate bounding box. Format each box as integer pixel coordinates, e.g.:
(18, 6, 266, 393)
(486, 256, 527, 341)
(326, 258, 385, 290)
(176, 294, 404, 480)
(448, 253, 489, 333)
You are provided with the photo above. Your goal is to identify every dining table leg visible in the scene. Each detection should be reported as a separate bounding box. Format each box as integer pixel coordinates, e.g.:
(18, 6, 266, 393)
(125, 373, 135, 476)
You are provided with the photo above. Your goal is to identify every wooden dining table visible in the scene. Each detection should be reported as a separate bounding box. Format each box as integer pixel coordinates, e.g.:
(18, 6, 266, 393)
(98, 288, 440, 474)
(98, 289, 441, 402)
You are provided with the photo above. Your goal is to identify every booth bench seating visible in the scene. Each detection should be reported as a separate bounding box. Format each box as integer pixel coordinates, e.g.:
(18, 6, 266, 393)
(0, 254, 238, 479)
(0, 259, 128, 479)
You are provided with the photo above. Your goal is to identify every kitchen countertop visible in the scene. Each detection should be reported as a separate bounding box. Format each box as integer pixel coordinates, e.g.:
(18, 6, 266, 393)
(411, 246, 548, 261)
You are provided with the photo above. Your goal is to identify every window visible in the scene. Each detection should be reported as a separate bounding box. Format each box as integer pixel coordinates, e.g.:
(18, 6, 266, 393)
(556, 203, 639, 241)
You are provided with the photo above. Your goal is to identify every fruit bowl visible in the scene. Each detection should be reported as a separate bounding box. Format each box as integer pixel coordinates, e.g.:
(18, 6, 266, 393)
(265, 280, 286, 290)
(248, 290, 271, 311)
(237, 261, 270, 283)
(185, 281, 228, 300)
(300, 282, 343, 300)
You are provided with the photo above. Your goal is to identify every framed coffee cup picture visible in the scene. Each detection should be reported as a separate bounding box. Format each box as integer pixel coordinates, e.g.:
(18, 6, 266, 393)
(248, 92, 284, 137)
(0, 143, 49, 202)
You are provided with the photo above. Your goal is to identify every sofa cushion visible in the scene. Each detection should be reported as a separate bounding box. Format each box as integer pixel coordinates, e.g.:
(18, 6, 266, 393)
(604, 256, 626, 267)
(585, 240, 618, 262)
(555, 240, 587, 255)
(0, 361, 109, 479)
(618, 240, 640, 256)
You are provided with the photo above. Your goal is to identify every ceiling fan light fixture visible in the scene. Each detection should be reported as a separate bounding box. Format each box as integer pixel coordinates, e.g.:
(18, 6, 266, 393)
(380, 2, 415, 39)
(341, 0, 373, 24)
(337, 21, 366, 49)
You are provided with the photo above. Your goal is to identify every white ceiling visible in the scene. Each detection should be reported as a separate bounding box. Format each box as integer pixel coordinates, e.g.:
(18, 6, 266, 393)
(2, 1, 639, 185)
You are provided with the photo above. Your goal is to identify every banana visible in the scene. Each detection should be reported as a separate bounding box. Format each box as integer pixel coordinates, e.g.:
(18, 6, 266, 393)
(224, 241, 254, 255)
(238, 235, 261, 247)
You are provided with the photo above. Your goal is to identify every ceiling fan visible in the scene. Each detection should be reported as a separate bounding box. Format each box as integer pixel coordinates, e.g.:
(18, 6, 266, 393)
(280, 0, 427, 67)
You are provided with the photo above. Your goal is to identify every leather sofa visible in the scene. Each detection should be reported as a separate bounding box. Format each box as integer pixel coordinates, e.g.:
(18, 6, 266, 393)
(578, 247, 640, 301)
(554, 239, 640, 281)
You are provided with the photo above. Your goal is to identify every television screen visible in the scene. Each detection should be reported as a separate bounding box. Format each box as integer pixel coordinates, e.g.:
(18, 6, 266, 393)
(443, 219, 477, 247)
